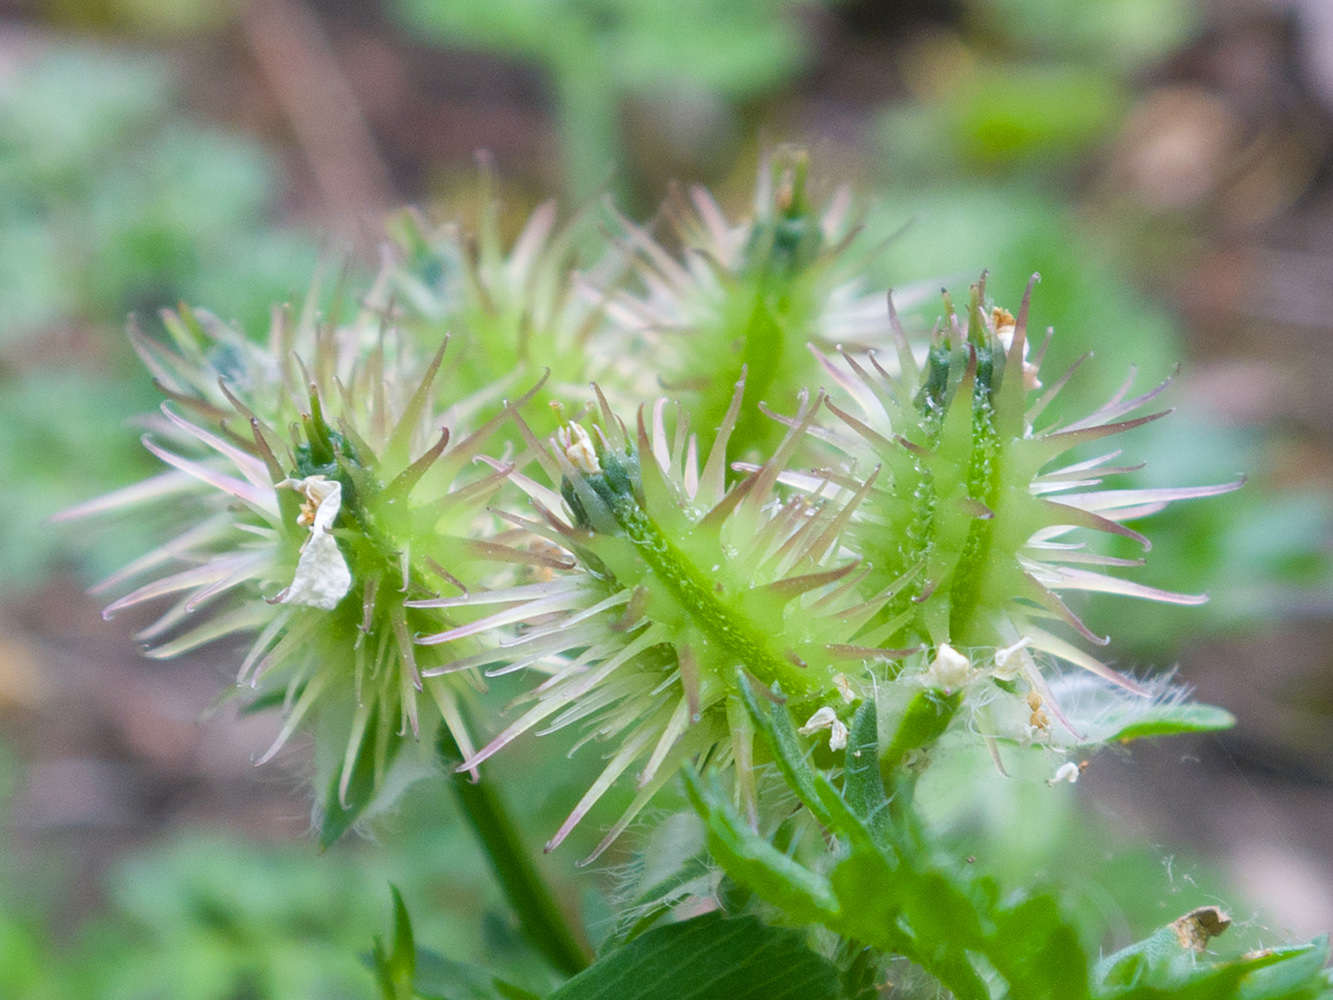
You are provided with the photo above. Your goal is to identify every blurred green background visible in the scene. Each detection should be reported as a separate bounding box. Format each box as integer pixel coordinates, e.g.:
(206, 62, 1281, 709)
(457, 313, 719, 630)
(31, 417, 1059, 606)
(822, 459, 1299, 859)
(1, 0, 1331, 995)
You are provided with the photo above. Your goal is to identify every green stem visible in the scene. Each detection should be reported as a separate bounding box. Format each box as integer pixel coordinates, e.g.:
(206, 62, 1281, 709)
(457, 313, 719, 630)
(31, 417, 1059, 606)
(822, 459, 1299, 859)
(880, 689, 962, 785)
(436, 728, 590, 977)
(609, 498, 826, 698)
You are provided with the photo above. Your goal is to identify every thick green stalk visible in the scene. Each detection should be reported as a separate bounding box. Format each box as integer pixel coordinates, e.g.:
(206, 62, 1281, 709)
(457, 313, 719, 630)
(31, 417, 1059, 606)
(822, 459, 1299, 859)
(436, 728, 590, 977)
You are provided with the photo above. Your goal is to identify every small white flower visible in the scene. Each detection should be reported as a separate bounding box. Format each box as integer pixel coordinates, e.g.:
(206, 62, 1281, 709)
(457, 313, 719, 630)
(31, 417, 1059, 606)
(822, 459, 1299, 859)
(832, 672, 857, 705)
(993, 638, 1033, 681)
(923, 643, 973, 692)
(798, 705, 849, 751)
(274, 476, 351, 611)
(828, 719, 849, 751)
(798, 705, 837, 733)
(557, 422, 601, 475)
(1047, 761, 1082, 785)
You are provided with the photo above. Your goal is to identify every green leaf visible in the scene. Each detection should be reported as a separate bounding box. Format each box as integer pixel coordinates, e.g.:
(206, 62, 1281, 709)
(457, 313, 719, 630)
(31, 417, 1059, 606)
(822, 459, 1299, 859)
(696, 691, 1102, 1000)
(1106, 702, 1236, 742)
(367, 887, 415, 1000)
(367, 891, 538, 1000)
(735, 676, 865, 839)
(390, 887, 416, 984)
(989, 894, 1089, 1000)
(841, 700, 889, 832)
(683, 768, 840, 925)
(544, 910, 841, 1000)
(1094, 912, 1330, 1000)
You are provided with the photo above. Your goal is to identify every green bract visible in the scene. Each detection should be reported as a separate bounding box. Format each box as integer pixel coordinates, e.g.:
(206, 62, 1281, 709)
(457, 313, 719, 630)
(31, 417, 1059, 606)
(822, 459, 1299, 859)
(802, 277, 1241, 750)
(386, 163, 624, 433)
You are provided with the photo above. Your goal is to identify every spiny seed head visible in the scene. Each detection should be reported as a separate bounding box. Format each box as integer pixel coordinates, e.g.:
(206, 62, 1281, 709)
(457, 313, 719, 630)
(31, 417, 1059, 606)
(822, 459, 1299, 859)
(602, 145, 923, 462)
(62, 290, 521, 838)
(385, 160, 623, 436)
(414, 376, 913, 860)
(809, 274, 1241, 742)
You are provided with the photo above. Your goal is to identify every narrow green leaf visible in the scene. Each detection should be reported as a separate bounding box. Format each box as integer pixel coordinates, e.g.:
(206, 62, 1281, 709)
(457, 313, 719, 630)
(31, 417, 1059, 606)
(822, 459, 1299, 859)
(1108, 703, 1236, 742)
(544, 910, 842, 1000)
(736, 677, 870, 842)
(389, 886, 416, 985)
(365, 887, 418, 1000)
(841, 699, 888, 831)
(736, 676, 833, 826)
(683, 768, 840, 925)
(368, 935, 398, 1000)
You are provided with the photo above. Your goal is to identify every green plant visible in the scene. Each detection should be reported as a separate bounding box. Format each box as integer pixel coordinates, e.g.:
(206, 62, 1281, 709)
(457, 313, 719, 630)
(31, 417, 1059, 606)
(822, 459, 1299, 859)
(71, 156, 1332, 999)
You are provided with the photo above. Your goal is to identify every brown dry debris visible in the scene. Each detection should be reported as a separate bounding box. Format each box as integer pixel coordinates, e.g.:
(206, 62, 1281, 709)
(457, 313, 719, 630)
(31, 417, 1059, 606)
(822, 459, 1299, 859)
(1170, 905, 1233, 953)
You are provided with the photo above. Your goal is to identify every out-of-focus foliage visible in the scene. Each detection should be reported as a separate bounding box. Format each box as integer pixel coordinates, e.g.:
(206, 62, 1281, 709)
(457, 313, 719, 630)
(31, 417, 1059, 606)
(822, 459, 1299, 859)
(393, 0, 824, 202)
(0, 46, 316, 339)
(967, 0, 1200, 72)
(0, 43, 321, 588)
(0, 731, 577, 1000)
(0, 371, 157, 585)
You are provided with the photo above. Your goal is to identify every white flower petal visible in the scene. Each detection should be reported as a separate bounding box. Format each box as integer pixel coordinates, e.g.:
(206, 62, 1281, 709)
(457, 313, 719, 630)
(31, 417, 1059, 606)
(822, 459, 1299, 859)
(281, 530, 351, 610)
(923, 643, 973, 691)
(1048, 761, 1081, 785)
(276, 476, 351, 611)
(798, 705, 839, 735)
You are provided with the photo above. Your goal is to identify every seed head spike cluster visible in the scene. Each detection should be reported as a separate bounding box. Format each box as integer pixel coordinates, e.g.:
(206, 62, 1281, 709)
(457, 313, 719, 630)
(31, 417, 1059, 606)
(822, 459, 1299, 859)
(59, 282, 525, 821)
(387, 157, 626, 423)
(68, 151, 1239, 847)
(604, 145, 929, 461)
(802, 276, 1240, 732)
(412, 378, 916, 860)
